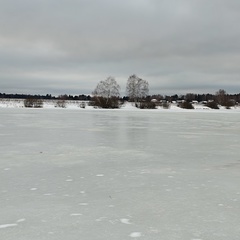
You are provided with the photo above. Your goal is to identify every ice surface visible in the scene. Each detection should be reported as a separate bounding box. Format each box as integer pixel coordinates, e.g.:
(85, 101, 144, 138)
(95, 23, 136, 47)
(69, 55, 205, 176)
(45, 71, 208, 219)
(0, 108, 240, 239)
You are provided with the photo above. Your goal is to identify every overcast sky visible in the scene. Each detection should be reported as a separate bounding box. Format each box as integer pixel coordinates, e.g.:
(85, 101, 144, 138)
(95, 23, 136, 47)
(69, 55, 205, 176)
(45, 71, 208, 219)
(0, 0, 240, 96)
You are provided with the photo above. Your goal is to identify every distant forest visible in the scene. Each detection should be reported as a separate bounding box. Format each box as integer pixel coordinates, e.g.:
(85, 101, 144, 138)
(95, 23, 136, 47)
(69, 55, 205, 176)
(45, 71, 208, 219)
(0, 93, 91, 101)
(0, 92, 240, 103)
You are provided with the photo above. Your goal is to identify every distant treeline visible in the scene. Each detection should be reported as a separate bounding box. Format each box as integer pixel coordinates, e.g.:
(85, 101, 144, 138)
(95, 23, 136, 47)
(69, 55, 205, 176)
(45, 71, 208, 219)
(150, 92, 240, 103)
(0, 92, 240, 103)
(0, 93, 91, 101)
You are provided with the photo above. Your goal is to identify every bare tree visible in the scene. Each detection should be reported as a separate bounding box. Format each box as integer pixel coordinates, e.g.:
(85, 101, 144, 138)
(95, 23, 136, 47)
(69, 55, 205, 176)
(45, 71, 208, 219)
(93, 77, 120, 98)
(126, 74, 149, 102)
(215, 89, 235, 108)
(215, 89, 227, 106)
(92, 76, 120, 108)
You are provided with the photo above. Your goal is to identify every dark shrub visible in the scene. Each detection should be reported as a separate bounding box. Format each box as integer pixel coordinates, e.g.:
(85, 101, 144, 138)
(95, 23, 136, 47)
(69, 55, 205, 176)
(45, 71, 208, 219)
(224, 100, 235, 109)
(55, 100, 66, 108)
(135, 102, 140, 108)
(90, 96, 120, 109)
(24, 98, 43, 108)
(79, 102, 86, 108)
(205, 101, 219, 109)
(162, 102, 170, 109)
(138, 101, 156, 109)
(179, 101, 194, 109)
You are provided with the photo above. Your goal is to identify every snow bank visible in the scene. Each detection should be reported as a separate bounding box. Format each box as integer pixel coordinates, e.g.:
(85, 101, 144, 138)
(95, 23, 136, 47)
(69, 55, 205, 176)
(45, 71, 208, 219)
(0, 99, 240, 112)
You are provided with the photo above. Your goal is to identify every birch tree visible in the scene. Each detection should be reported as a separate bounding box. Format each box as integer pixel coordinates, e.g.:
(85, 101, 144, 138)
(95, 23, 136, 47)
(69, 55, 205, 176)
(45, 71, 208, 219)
(126, 75, 149, 102)
(92, 76, 120, 108)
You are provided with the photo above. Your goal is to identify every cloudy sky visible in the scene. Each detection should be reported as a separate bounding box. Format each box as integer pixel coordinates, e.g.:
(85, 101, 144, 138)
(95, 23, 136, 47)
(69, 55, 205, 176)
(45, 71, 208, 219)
(0, 0, 240, 96)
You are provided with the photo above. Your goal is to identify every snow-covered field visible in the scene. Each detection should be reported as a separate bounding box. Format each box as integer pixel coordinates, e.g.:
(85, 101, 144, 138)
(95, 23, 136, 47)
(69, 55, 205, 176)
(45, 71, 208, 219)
(0, 98, 240, 112)
(1, 107, 240, 240)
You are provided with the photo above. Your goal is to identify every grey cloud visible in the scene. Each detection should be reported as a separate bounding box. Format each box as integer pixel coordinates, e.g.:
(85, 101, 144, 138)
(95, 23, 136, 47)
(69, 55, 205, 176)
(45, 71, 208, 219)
(0, 0, 240, 95)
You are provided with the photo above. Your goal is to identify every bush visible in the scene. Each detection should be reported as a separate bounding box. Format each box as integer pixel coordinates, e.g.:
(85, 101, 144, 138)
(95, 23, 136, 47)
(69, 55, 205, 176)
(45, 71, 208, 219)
(205, 101, 219, 109)
(55, 100, 66, 108)
(90, 96, 120, 109)
(224, 100, 235, 109)
(179, 101, 194, 109)
(162, 102, 170, 109)
(79, 102, 86, 108)
(138, 101, 156, 109)
(24, 98, 43, 108)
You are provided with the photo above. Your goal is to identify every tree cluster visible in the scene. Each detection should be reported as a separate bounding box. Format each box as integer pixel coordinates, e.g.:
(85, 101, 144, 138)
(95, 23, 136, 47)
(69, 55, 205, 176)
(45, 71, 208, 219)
(91, 75, 150, 108)
(0, 93, 91, 101)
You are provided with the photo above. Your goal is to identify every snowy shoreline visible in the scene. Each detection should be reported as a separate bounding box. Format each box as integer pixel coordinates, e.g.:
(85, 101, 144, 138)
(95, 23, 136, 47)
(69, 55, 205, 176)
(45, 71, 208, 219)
(0, 98, 240, 112)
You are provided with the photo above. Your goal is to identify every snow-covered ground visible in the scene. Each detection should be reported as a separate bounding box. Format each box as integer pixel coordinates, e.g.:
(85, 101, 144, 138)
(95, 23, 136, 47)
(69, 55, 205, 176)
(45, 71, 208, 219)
(0, 107, 240, 239)
(0, 98, 240, 112)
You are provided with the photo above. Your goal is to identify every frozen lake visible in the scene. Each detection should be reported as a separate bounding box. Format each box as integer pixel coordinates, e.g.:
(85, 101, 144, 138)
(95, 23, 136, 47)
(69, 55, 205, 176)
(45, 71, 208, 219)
(1, 108, 240, 239)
